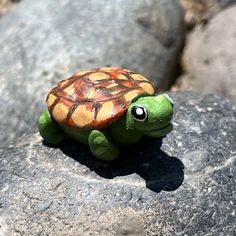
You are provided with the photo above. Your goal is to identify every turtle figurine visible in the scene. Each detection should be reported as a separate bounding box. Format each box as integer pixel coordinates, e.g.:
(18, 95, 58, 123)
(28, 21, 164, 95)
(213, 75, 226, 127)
(38, 67, 174, 161)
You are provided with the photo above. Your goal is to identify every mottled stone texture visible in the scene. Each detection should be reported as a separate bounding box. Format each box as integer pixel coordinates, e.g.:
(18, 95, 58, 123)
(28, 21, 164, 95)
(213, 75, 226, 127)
(0, 92, 235, 235)
(180, 0, 236, 27)
(0, 0, 184, 147)
(177, 5, 236, 103)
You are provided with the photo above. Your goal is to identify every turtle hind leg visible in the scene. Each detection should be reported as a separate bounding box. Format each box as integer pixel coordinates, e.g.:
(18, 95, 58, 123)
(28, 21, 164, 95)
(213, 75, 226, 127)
(88, 130, 120, 161)
(38, 110, 66, 145)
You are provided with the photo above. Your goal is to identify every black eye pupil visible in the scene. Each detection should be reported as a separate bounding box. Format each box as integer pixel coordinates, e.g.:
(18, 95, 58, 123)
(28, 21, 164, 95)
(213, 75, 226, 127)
(131, 106, 147, 121)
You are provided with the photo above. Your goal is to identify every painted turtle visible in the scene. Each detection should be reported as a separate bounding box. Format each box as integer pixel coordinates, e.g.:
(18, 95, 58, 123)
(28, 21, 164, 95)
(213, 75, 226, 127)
(38, 67, 174, 160)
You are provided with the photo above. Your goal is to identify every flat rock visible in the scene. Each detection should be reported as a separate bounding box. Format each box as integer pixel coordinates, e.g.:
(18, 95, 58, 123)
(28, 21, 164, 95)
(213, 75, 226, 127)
(0, 92, 235, 235)
(177, 5, 236, 103)
(0, 0, 184, 147)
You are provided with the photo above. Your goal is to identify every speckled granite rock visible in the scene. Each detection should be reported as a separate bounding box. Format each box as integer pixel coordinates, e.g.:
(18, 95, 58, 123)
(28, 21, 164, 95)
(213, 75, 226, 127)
(0, 92, 235, 235)
(176, 5, 236, 103)
(180, 0, 236, 27)
(0, 0, 184, 147)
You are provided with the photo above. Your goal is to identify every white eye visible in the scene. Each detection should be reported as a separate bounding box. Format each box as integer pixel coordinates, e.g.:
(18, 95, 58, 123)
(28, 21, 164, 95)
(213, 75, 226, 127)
(131, 105, 147, 122)
(163, 94, 174, 106)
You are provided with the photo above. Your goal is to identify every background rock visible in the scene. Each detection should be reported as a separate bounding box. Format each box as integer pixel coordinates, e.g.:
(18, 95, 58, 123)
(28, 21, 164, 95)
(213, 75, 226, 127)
(174, 5, 236, 103)
(180, 0, 236, 28)
(0, 0, 184, 147)
(0, 92, 235, 235)
(0, 0, 19, 16)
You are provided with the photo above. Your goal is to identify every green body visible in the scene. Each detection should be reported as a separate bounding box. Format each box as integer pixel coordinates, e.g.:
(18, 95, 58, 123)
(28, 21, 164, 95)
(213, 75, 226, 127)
(39, 94, 174, 161)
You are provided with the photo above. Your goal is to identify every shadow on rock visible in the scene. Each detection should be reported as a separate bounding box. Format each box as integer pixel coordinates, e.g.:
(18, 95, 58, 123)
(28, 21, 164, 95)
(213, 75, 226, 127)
(58, 137, 184, 193)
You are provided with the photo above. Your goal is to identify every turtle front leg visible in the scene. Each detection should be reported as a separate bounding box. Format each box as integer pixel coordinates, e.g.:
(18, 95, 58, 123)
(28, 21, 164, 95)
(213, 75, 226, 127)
(38, 110, 66, 145)
(88, 130, 120, 161)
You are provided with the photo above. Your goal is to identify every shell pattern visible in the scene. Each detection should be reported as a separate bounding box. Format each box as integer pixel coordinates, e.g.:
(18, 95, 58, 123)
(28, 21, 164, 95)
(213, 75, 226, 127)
(46, 67, 154, 129)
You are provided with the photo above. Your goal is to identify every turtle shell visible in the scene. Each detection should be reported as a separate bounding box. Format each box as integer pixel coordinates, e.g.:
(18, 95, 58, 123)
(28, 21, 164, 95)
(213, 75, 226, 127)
(46, 67, 155, 129)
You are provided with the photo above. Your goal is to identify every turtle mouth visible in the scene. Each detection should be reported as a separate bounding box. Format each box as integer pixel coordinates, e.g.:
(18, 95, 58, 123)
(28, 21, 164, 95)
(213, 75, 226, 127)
(142, 123, 173, 137)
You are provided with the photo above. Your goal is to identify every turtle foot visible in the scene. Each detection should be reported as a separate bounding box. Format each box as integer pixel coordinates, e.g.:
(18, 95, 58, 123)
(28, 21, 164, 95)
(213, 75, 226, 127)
(88, 130, 119, 161)
(38, 110, 66, 145)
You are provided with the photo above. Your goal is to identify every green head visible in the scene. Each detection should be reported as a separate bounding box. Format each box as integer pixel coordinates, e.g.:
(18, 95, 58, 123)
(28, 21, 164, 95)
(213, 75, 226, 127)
(126, 94, 174, 137)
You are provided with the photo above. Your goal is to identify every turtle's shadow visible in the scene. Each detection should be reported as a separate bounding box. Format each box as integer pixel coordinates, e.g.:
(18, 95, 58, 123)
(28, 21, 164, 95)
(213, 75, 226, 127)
(56, 137, 184, 193)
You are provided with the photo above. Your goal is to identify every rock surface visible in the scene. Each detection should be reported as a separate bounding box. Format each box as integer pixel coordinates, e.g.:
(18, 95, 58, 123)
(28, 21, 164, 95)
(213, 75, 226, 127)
(175, 5, 236, 103)
(0, 92, 235, 235)
(180, 0, 236, 27)
(0, 0, 184, 147)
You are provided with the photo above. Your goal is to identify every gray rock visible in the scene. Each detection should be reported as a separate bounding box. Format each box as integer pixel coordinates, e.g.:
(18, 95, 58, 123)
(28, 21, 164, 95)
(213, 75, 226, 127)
(0, 92, 235, 235)
(0, 0, 184, 147)
(179, 5, 236, 103)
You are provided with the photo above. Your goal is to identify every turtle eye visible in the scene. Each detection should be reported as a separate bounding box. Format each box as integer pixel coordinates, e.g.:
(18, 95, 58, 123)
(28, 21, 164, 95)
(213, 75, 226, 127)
(131, 105, 147, 122)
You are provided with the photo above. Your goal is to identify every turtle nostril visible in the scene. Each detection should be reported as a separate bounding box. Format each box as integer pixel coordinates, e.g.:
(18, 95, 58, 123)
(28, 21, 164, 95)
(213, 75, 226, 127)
(159, 119, 163, 124)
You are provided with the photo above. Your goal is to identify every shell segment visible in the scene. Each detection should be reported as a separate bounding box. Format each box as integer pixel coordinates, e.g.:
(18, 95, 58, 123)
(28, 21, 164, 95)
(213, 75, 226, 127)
(46, 67, 155, 129)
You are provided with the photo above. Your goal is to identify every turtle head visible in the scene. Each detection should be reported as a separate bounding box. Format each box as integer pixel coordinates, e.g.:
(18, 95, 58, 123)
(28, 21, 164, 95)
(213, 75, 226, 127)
(126, 94, 174, 137)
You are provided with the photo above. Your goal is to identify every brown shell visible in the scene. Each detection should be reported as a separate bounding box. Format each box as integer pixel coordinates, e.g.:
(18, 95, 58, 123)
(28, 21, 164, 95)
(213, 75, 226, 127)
(46, 67, 154, 129)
